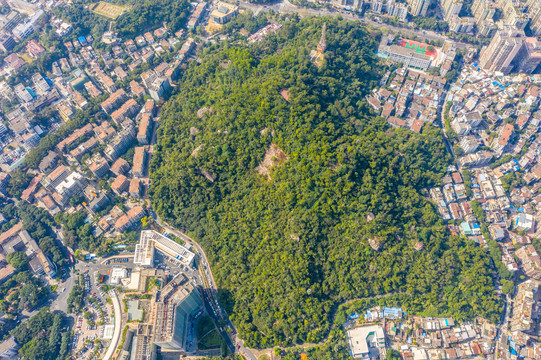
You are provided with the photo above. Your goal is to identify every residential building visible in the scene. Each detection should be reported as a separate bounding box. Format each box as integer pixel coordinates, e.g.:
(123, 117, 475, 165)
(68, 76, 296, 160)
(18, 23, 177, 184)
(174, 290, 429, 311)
(69, 137, 98, 163)
(56, 124, 94, 152)
(0, 173, 10, 196)
(441, 0, 463, 21)
(56, 101, 75, 122)
(38, 151, 59, 173)
(448, 15, 475, 34)
(509, 280, 540, 334)
(406, 0, 431, 16)
(480, 27, 525, 74)
(104, 121, 136, 161)
(12, 10, 44, 40)
(148, 76, 171, 101)
(132, 146, 148, 178)
(101, 89, 128, 114)
(54, 172, 86, 207)
(111, 174, 129, 195)
(187, 2, 207, 29)
(26, 39, 45, 58)
(42, 165, 70, 190)
(4, 53, 25, 70)
(346, 325, 386, 359)
(0, 32, 15, 53)
(31, 73, 50, 93)
(114, 205, 145, 232)
(516, 246, 541, 280)
(14, 84, 33, 103)
(472, 0, 496, 24)
(129, 179, 142, 198)
(110, 98, 140, 124)
(137, 113, 153, 145)
(0, 337, 20, 359)
(110, 158, 130, 176)
(87, 155, 110, 178)
(0, 222, 55, 277)
(210, 2, 238, 24)
(513, 37, 541, 74)
(0, 11, 21, 32)
(460, 136, 480, 154)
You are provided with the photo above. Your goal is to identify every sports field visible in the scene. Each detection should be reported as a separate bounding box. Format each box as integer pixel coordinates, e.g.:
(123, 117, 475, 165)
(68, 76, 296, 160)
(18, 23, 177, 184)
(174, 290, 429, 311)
(92, 2, 125, 19)
(397, 39, 438, 60)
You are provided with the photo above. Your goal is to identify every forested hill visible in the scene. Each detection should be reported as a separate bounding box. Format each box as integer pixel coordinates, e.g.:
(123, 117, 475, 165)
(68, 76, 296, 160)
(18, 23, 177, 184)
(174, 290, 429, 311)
(149, 17, 502, 348)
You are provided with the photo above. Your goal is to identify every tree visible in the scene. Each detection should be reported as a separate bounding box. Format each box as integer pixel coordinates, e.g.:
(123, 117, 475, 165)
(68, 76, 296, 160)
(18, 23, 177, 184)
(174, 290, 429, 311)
(386, 349, 401, 360)
(6, 170, 31, 198)
(6, 252, 29, 271)
(502, 279, 515, 295)
(148, 16, 501, 348)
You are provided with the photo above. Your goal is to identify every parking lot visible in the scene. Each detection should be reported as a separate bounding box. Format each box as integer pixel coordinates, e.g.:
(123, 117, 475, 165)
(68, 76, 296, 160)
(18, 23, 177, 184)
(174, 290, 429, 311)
(152, 251, 203, 286)
(70, 272, 112, 358)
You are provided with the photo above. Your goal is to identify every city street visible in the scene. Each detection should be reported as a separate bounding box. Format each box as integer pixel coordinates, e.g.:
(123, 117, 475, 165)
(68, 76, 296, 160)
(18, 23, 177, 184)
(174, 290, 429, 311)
(236, 0, 471, 49)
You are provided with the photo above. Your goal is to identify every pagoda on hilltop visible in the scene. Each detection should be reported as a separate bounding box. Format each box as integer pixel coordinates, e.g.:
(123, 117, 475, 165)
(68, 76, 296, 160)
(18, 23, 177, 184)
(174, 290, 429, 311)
(310, 24, 327, 67)
(317, 23, 327, 53)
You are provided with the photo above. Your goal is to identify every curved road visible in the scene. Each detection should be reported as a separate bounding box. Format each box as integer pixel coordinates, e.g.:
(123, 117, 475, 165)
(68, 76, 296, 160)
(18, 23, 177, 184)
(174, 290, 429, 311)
(103, 290, 122, 360)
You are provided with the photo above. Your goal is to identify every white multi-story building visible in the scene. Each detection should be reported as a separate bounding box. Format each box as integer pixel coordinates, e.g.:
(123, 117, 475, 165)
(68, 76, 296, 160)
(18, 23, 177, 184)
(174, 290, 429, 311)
(134, 230, 195, 268)
(14, 84, 33, 103)
(12, 10, 44, 40)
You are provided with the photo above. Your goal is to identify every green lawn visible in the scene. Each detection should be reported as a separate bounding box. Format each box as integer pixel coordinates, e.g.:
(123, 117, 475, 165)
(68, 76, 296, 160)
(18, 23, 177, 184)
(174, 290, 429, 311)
(198, 329, 222, 350)
(196, 316, 222, 350)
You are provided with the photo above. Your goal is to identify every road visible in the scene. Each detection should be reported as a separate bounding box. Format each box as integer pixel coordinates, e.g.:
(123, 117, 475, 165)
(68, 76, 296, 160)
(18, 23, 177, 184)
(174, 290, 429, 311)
(50, 269, 76, 312)
(103, 290, 122, 360)
(493, 294, 511, 360)
(237, 0, 471, 49)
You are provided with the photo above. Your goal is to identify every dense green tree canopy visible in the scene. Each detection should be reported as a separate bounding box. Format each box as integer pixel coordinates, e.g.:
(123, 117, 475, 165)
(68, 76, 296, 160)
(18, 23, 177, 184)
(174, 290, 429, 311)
(114, 0, 190, 38)
(11, 308, 68, 360)
(6, 252, 29, 271)
(149, 17, 501, 348)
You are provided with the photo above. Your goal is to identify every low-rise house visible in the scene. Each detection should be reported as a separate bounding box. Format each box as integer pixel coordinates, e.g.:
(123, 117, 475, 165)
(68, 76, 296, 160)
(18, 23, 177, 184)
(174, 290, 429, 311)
(38, 151, 59, 173)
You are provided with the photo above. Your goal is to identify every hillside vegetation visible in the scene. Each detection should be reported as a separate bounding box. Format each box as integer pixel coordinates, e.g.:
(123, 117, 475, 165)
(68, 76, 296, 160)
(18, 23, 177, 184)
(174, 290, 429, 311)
(149, 17, 502, 348)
